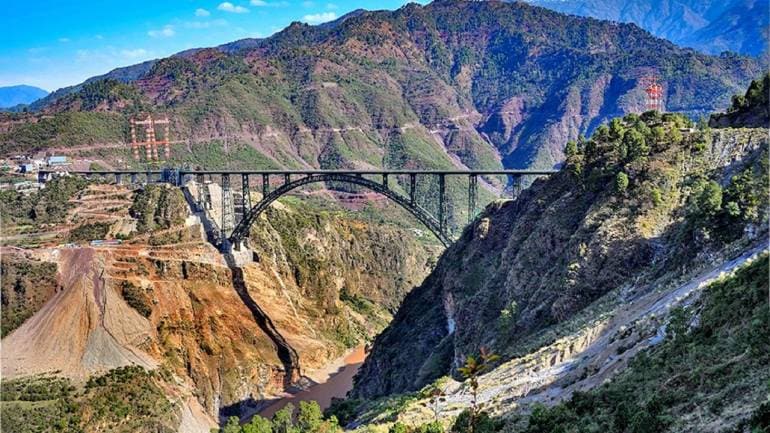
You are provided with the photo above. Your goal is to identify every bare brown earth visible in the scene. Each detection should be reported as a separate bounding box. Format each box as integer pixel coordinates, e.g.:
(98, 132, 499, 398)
(0, 182, 438, 430)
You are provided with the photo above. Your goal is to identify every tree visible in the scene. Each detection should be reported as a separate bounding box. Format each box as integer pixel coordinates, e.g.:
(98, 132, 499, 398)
(615, 172, 629, 194)
(272, 404, 296, 433)
(609, 118, 625, 140)
(415, 421, 444, 433)
(223, 417, 242, 433)
(623, 129, 649, 160)
(564, 140, 578, 158)
(696, 181, 722, 216)
(457, 348, 499, 433)
(297, 401, 323, 433)
(243, 415, 273, 433)
(389, 422, 409, 433)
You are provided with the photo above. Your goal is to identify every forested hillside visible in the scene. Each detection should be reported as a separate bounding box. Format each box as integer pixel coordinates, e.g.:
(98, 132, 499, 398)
(1, 1, 761, 175)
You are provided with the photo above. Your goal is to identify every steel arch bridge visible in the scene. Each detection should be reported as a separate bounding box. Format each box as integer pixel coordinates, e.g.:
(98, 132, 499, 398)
(38, 168, 558, 250)
(232, 172, 453, 247)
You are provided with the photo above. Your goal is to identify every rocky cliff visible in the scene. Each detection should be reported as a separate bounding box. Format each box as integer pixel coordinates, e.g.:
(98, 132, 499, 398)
(352, 112, 769, 399)
(0, 182, 439, 432)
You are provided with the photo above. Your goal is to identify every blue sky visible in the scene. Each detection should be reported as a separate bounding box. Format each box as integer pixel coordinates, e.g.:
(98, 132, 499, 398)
(0, 0, 428, 92)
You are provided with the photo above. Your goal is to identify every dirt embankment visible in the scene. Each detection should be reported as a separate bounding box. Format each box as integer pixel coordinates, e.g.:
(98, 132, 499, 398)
(1, 247, 156, 379)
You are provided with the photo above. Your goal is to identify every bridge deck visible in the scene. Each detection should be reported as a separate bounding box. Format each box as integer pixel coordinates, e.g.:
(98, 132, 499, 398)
(41, 169, 560, 176)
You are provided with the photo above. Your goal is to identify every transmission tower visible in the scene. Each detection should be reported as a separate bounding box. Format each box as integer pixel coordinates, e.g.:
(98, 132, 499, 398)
(130, 115, 171, 161)
(640, 75, 664, 112)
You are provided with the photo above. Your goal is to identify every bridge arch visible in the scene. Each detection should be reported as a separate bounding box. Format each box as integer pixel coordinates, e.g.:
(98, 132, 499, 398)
(229, 173, 452, 247)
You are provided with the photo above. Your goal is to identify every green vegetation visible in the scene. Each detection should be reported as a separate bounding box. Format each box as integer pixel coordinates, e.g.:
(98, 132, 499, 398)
(1, 366, 176, 433)
(129, 184, 187, 232)
(68, 221, 110, 242)
(218, 401, 341, 433)
(711, 73, 770, 128)
(518, 255, 770, 433)
(0, 111, 126, 155)
(119, 280, 152, 318)
(0, 176, 88, 226)
(457, 348, 499, 433)
(0, 255, 58, 336)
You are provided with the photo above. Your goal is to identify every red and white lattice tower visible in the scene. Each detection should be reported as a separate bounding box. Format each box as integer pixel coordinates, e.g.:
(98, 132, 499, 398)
(129, 119, 140, 160)
(129, 114, 172, 161)
(640, 75, 664, 112)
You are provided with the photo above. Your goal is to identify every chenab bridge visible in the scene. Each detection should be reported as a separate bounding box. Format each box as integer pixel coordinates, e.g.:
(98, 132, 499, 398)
(38, 168, 557, 250)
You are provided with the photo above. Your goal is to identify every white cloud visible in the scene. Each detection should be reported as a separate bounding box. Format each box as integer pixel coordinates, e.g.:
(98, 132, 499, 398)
(195, 8, 211, 17)
(302, 1, 315, 7)
(301, 11, 337, 24)
(217, 2, 249, 13)
(250, 0, 266, 5)
(95, 34, 104, 40)
(121, 49, 149, 59)
(326, 3, 338, 10)
(184, 19, 228, 29)
(58, 37, 70, 43)
(148, 25, 175, 38)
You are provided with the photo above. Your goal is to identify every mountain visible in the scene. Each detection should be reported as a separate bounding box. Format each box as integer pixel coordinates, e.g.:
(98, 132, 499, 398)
(526, 0, 770, 56)
(352, 108, 769, 397)
(348, 81, 769, 431)
(28, 60, 156, 111)
(3, 1, 761, 177)
(0, 85, 48, 108)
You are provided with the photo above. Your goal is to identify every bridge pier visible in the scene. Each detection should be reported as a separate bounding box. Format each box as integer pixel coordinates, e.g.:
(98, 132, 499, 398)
(382, 173, 389, 188)
(409, 174, 416, 206)
(468, 174, 477, 223)
(242, 174, 251, 215)
(512, 175, 523, 198)
(115, 173, 122, 185)
(262, 174, 269, 198)
(221, 174, 234, 243)
(438, 174, 446, 233)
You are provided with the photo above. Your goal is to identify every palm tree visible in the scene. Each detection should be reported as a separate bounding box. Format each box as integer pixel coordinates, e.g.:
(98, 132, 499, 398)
(457, 347, 499, 433)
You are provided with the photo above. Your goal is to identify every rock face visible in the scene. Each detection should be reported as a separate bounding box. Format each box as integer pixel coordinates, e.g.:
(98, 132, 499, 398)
(1, 248, 157, 379)
(351, 118, 769, 399)
(0, 183, 440, 428)
(3, 1, 761, 173)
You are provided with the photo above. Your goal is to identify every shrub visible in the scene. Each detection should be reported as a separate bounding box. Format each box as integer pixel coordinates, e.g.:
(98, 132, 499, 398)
(615, 172, 629, 194)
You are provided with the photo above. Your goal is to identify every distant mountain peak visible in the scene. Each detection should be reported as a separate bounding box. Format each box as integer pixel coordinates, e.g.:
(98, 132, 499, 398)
(0, 85, 48, 109)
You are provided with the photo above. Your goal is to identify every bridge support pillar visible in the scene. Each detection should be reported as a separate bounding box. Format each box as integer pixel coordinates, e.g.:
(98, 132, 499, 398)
(382, 173, 389, 188)
(221, 174, 233, 243)
(262, 174, 269, 198)
(409, 174, 416, 206)
(512, 175, 523, 198)
(241, 174, 251, 221)
(468, 174, 477, 223)
(130, 173, 138, 184)
(438, 173, 446, 233)
(115, 173, 122, 185)
(284, 173, 290, 185)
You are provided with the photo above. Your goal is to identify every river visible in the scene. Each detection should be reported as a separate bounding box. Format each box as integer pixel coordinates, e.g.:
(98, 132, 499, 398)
(259, 345, 367, 418)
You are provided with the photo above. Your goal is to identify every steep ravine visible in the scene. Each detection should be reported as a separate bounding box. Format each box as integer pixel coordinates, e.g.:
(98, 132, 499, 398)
(352, 121, 769, 400)
(0, 181, 441, 431)
(226, 258, 301, 388)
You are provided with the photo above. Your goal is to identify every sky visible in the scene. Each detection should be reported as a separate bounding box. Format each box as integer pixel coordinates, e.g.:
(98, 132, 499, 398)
(0, 0, 428, 92)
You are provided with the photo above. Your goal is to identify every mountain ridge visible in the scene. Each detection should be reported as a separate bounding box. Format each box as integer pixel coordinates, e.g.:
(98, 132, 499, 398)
(3, 1, 762, 177)
(0, 85, 48, 109)
(526, 0, 770, 56)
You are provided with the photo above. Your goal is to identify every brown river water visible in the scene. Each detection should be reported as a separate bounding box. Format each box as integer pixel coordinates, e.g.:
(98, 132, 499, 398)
(259, 345, 367, 418)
